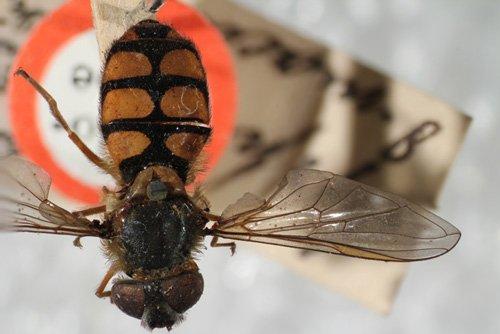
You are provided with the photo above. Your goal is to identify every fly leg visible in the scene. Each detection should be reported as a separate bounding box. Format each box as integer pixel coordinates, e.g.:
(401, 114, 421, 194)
(96, 264, 120, 298)
(203, 214, 236, 255)
(72, 205, 107, 218)
(70, 205, 109, 247)
(210, 236, 236, 256)
(14, 68, 118, 179)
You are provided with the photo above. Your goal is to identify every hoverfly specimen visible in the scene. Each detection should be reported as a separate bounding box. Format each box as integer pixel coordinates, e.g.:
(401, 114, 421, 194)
(2, 18, 461, 330)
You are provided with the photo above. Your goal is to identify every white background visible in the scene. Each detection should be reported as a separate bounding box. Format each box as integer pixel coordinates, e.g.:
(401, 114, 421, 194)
(0, 1, 498, 333)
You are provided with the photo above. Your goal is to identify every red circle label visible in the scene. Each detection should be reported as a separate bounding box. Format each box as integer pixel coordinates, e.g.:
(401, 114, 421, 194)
(8, 0, 237, 204)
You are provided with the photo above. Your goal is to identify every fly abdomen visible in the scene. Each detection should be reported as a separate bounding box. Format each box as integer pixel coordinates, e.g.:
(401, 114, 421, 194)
(100, 20, 211, 184)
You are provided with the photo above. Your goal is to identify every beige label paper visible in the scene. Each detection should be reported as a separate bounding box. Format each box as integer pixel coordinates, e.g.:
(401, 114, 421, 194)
(199, 0, 470, 314)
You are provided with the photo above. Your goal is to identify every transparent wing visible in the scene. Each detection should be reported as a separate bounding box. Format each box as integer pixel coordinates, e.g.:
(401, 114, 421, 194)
(211, 169, 461, 261)
(0, 156, 101, 238)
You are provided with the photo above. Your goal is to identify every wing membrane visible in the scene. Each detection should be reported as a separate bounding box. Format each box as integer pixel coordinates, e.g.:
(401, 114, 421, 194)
(212, 169, 460, 261)
(0, 156, 100, 237)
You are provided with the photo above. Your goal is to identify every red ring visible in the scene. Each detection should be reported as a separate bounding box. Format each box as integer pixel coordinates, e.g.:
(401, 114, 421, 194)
(8, 0, 237, 204)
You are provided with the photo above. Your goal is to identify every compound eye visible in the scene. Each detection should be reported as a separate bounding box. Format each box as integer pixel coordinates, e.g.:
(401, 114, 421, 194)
(146, 180, 169, 201)
(160, 271, 204, 313)
(111, 281, 145, 319)
(110, 272, 204, 329)
(142, 272, 205, 330)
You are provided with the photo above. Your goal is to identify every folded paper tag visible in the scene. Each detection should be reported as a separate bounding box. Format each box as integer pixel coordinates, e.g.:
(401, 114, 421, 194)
(90, 0, 154, 61)
(1, 0, 470, 315)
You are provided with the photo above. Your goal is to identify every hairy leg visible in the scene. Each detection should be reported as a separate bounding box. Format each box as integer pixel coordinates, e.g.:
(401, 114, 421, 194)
(15, 68, 119, 179)
(210, 236, 236, 256)
(95, 264, 119, 298)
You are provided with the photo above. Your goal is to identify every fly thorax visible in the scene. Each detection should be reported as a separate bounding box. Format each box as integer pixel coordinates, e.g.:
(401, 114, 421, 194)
(117, 196, 206, 273)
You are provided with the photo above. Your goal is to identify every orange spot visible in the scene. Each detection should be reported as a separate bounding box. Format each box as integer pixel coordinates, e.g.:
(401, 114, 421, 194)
(165, 133, 207, 161)
(102, 88, 154, 123)
(161, 86, 209, 123)
(107, 131, 151, 164)
(160, 49, 205, 80)
(103, 52, 152, 82)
